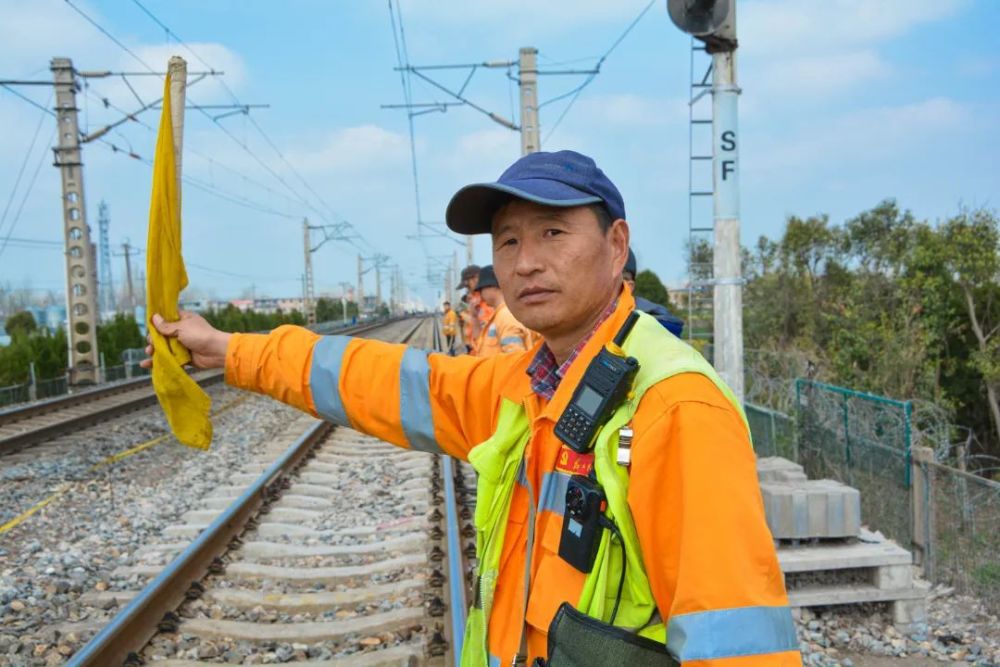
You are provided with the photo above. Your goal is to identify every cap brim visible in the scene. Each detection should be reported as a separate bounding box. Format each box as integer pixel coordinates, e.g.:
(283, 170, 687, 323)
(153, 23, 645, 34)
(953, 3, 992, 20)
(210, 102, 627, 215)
(445, 180, 603, 235)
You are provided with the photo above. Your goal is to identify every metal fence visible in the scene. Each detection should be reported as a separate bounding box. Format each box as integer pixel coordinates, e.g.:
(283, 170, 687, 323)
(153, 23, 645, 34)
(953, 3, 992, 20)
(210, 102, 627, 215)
(745, 402, 796, 460)
(795, 379, 915, 549)
(0, 364, 151, 409)
(0, 383, 29, 408)
(746, 378, 1000, 615)
(922, 458, 1000, 614)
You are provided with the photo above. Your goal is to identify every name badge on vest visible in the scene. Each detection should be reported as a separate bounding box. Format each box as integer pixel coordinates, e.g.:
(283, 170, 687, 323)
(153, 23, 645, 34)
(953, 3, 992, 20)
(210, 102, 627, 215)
(555, 446, 594, 476)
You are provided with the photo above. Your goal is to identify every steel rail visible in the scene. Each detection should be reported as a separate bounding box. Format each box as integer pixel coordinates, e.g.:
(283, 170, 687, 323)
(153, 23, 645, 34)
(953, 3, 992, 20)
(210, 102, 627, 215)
(0, 318, 406, 454)
(432, 315, 470, 666)
(65, 315, 430, 665)
(0, 371, 225, 454)
(65, 419, 333, 667)
(442, 456, 468, 665)
(0, 375, 153, 426)
(0, 316, 402, 421)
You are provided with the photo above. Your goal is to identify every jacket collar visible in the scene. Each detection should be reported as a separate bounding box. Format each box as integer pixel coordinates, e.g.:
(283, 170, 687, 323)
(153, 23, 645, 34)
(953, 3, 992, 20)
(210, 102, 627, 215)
(497, 289, 636, 423)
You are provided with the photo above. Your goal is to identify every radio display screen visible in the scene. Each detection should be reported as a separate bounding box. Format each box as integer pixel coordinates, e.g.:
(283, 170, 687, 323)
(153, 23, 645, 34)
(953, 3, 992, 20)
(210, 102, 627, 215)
(576, 385, 603, 417)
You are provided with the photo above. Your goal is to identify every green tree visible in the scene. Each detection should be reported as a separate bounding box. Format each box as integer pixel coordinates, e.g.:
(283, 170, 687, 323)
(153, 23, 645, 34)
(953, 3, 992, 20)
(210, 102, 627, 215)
(742, 200, 1000, 459)
(0, 339, 31, 385)
(97, 313, 145, 365)
(201, 306, 306, 333)
(940, 208, 1000, 447)
(0, 325, 66, 385)
(633, 269, 669, 306)
(5, 310, 37, 340)
(316, 297, 340, 322)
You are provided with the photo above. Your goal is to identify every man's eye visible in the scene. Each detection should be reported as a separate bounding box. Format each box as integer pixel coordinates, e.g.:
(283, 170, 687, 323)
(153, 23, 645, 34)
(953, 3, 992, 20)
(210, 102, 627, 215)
(500, 238, 517, 247)
(544, 229, 564, 238)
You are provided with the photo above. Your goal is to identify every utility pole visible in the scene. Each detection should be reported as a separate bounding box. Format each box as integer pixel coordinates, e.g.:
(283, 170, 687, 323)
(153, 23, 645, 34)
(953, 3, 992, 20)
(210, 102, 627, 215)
(357, 254, 364, 315)
(52, 57, 99, 385)
(389, 267, 397, 315)
(1, 62, 256, 383)
(668, 0, 744, 401)
(302, 218, 316, 325)
(518, 47, 540, 155)
(122, 241, 135, 311)
(375, 261, 382, 314)
(338, 282, 352, 323)
(443, 267, 450, 309)
(451, 252, 459, 308)
(387, 49, 568, 279)
(97, 200, 115, 317)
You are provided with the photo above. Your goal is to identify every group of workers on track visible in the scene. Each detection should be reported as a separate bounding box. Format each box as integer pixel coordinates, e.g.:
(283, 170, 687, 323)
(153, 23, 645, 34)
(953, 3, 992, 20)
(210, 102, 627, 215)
(443, 264, 534, 357)
(445, 243, 677, 359)
(143, 150, 802, 665)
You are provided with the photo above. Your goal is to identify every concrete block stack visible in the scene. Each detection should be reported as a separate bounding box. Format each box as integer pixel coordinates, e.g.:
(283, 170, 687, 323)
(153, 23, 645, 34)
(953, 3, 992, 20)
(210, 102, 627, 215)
(756, 456, 928, 633)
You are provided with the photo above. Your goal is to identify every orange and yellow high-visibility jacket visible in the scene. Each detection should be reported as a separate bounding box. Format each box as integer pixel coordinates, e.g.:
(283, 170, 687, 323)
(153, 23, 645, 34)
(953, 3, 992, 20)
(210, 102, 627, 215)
(225, 293, 801, 666)
(442, 309, 458, 337)
(476, 302, 531, 357)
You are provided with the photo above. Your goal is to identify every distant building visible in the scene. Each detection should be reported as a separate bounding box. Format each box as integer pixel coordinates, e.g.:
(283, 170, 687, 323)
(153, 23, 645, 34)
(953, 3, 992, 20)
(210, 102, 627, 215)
(239, 297, 305, 315)
(275, 297, 303, 313)
(179, 299, 211, 313)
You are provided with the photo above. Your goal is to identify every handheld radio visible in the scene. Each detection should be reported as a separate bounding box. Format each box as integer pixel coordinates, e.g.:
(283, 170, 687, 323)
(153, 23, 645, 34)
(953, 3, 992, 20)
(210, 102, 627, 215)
(555, 312, 640, 454)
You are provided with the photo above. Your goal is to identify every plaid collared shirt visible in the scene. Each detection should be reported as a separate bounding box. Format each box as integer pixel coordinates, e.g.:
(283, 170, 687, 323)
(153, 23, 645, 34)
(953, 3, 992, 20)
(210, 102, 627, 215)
(527, 297, 618, 400)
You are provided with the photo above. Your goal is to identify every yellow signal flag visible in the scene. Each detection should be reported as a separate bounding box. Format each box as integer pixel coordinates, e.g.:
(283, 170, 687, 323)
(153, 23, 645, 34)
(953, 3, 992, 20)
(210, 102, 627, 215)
(145, 69, 212, 449)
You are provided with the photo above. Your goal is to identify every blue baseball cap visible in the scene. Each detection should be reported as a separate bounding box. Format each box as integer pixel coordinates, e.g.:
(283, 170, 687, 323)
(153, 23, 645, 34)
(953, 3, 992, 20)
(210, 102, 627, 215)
(445, 150, 626, 235)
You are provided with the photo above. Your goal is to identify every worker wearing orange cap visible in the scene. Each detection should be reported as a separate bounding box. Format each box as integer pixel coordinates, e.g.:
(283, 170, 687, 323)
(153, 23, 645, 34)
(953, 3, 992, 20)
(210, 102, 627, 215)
(144, 150, 800, 667)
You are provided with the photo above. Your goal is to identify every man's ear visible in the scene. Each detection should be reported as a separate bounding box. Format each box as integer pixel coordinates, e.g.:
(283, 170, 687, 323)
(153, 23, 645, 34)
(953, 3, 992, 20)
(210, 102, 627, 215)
(609, 219, 630, 277)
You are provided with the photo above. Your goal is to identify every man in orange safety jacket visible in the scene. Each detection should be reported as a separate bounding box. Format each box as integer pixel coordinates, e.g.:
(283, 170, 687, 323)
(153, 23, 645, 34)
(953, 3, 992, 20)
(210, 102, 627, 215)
(143, 150, 801, 666)
(459, 265, 493, 355)
(473, 264, 532, 356)
(441, 301, 459, 354)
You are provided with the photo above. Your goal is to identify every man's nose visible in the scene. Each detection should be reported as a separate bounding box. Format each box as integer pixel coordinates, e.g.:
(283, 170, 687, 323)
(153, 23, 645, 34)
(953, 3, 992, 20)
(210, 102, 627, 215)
(513, 238, 546, 276)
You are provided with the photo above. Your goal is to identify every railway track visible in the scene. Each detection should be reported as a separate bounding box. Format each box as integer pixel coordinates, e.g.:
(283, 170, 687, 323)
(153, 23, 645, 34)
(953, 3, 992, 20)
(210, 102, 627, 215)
(0, 318, 400, 456)
(65, 316, 478, 667)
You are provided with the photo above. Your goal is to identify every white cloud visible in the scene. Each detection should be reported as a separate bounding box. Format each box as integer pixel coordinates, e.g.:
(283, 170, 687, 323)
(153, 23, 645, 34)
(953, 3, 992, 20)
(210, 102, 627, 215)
(748, 50, 891, 99)
(0, 0, 100, 75)
(432, 127, 520, 181)
(746, 97, 971, 177)
(577, 94, 687, 127)
(402, 0, 649, 27)
(284, 125, 410, 174)
(0, 0, 246, 107)
(741, 0, 968, 56)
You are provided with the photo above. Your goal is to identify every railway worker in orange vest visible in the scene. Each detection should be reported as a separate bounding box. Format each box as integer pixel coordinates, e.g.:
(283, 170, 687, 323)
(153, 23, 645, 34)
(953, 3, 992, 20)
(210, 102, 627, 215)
(441, 301, 459, 354)
(143, 150, 800, 666)
(459, 265, 494, 355)
(473, 265, 532, 356)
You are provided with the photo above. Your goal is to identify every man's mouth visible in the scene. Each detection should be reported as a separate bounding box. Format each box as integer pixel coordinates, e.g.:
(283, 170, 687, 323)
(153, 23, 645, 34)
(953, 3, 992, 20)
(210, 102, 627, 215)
(517, 286, 556, 303)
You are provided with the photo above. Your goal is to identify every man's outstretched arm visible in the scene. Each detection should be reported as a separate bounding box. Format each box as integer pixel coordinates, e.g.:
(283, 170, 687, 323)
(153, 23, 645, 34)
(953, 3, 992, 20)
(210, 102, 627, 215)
(143, 312, 505, 460)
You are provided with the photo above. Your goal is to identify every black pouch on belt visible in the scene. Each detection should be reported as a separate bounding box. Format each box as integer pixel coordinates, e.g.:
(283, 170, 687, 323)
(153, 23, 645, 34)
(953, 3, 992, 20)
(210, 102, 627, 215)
(537, 603, 679, 667)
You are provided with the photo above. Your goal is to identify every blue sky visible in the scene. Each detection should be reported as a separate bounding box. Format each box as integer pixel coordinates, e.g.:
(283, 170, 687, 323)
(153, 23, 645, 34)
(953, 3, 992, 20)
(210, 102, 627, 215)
(1, 0, 998, 308)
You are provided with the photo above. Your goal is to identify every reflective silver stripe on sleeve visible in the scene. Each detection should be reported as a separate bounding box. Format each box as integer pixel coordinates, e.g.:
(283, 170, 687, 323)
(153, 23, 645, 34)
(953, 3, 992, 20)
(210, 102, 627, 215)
(309, 335, 351, 426)
(399, 347, 442, 454)
(667, 605, 799, 661)
(500, 336, 524, 347)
